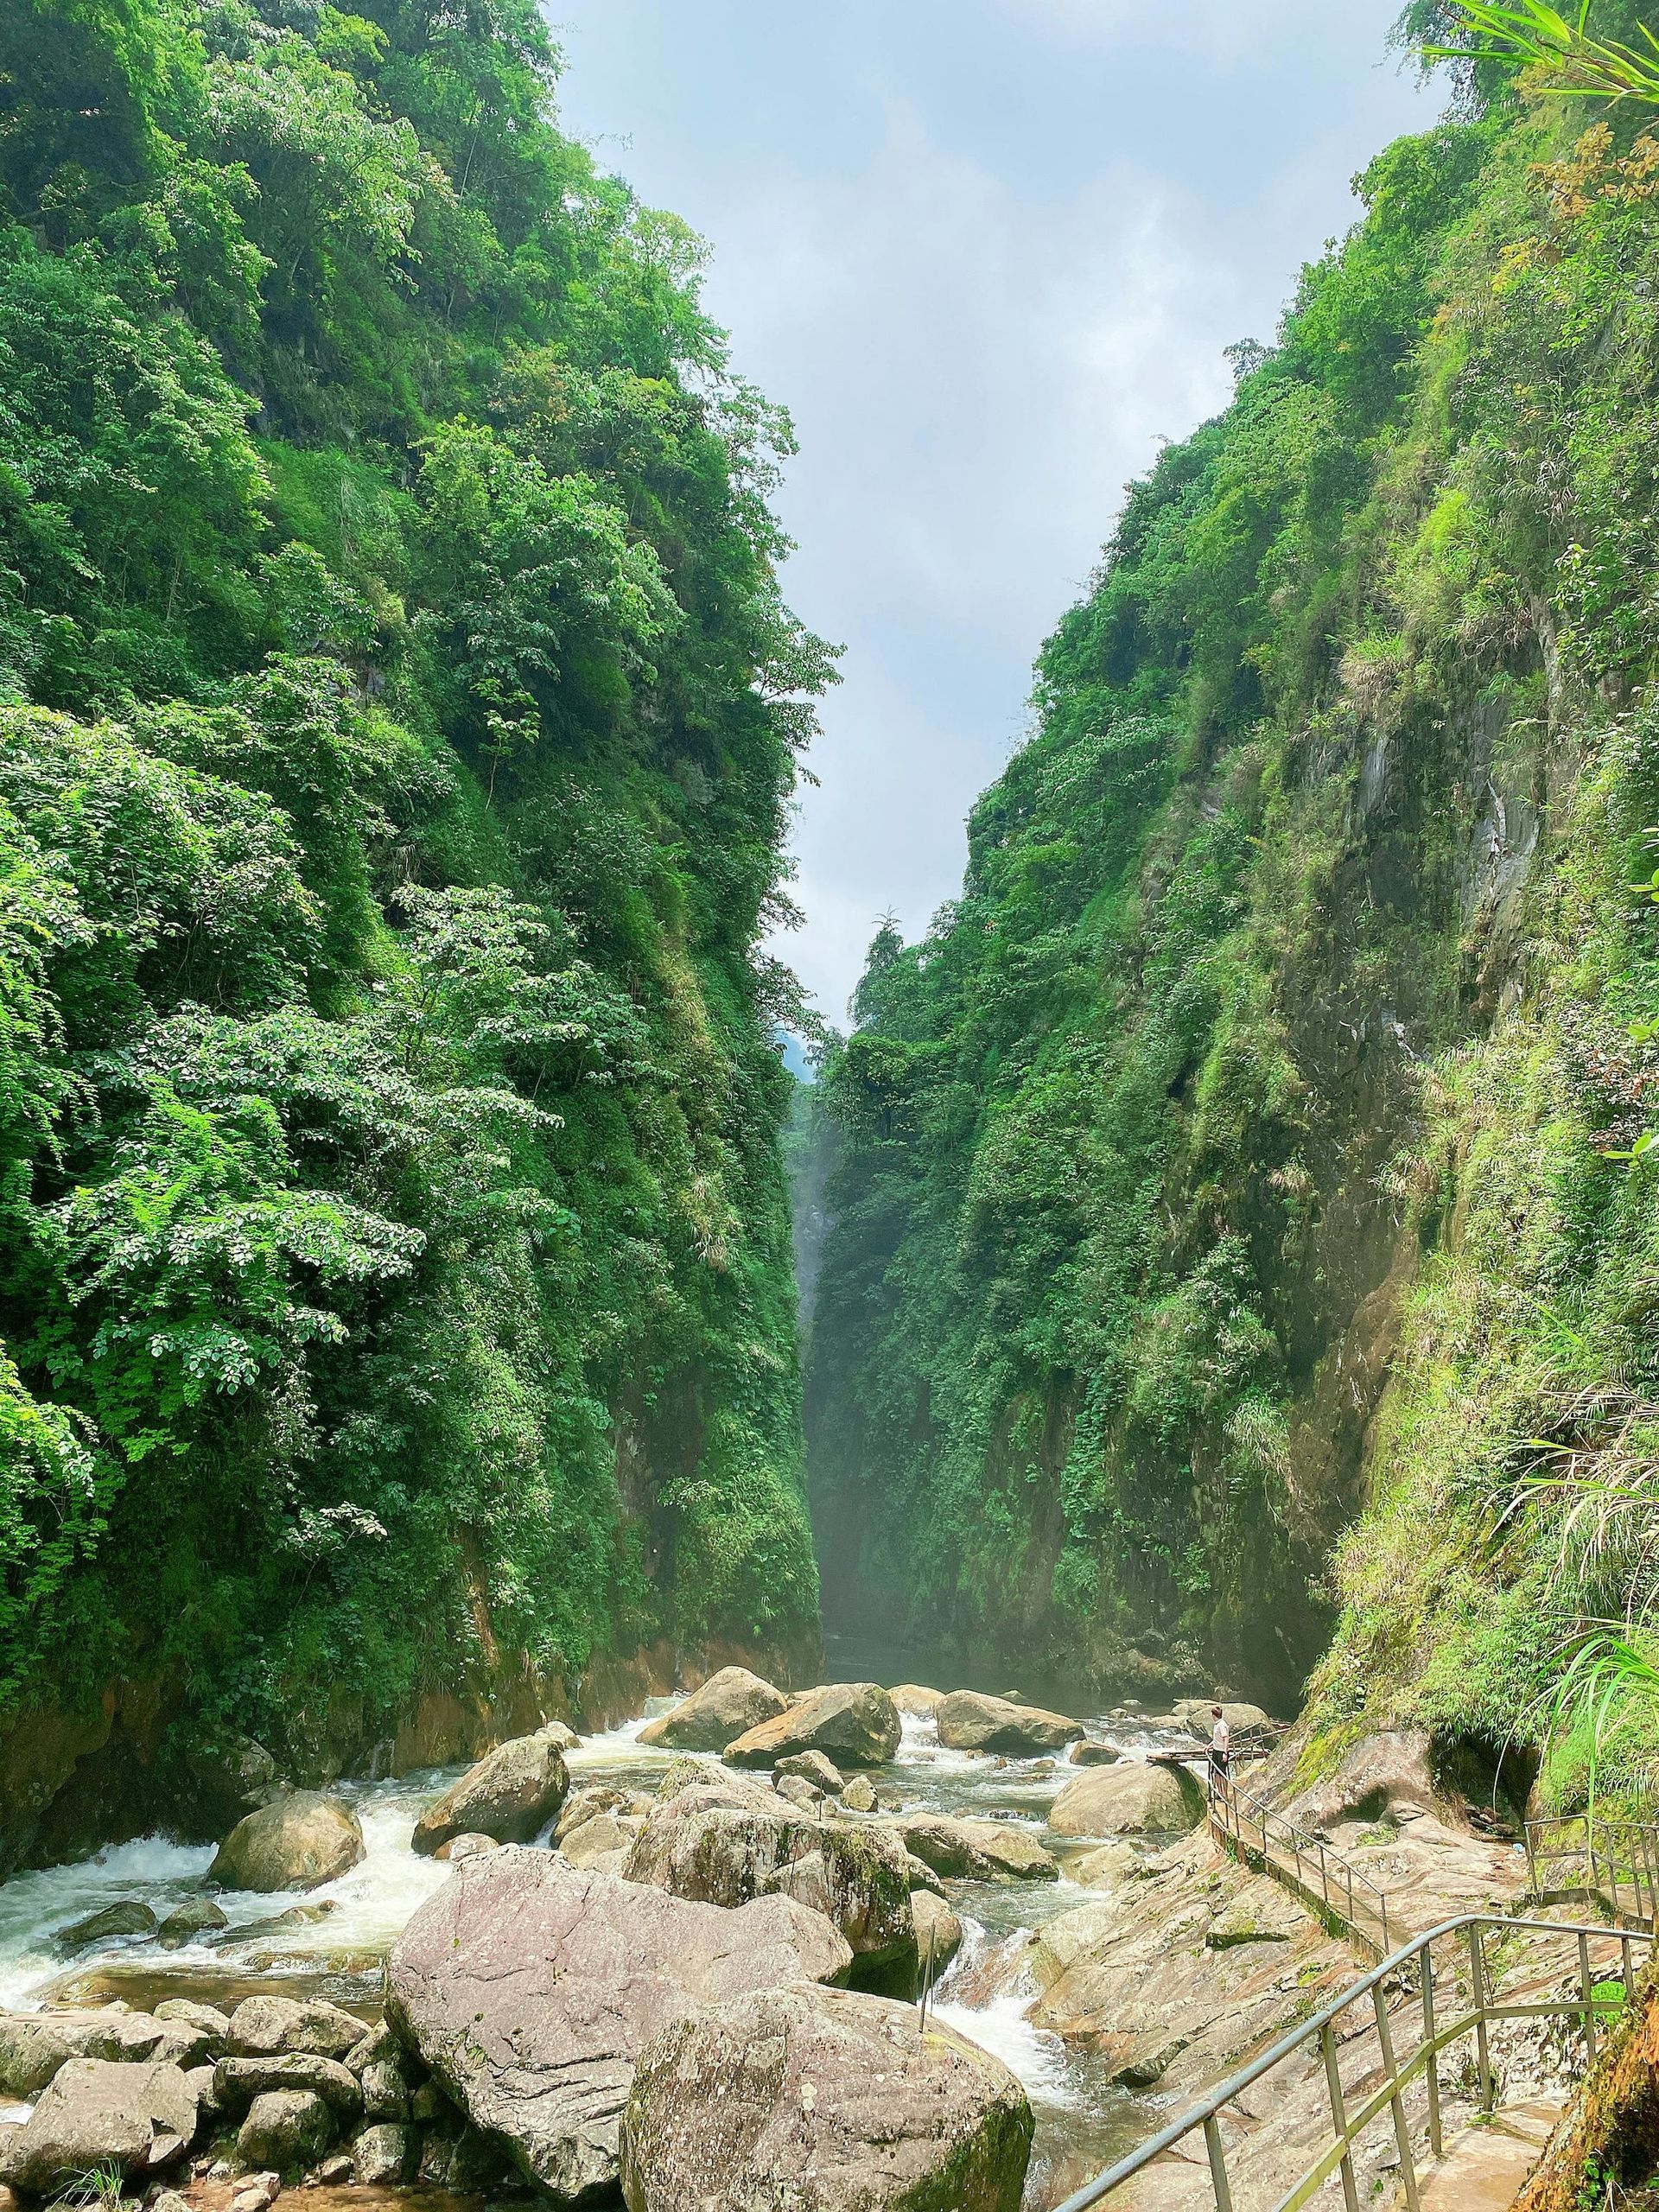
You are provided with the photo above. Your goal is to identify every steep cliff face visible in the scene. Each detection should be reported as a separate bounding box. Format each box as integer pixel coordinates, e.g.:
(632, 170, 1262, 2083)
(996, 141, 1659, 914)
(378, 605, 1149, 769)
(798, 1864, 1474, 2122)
(805, 73, 1659, 1739)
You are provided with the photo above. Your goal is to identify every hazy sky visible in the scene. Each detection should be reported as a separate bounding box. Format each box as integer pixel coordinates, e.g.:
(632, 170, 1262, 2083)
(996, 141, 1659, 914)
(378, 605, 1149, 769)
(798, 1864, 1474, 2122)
(550, 2, 1445, 1024)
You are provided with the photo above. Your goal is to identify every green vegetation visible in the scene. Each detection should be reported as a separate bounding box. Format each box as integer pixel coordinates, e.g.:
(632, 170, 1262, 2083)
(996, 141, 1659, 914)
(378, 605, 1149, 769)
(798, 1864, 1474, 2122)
(0, 0, 828, 1773)
(805, 6, 1659, 1758)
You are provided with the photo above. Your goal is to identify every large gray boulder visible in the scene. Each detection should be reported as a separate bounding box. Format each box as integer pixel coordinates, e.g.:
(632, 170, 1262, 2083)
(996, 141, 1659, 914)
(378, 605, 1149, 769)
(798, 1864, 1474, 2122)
(208, 1791, 365, 1891)
(237, 2087, 334, 2171)
(385, 1846, 852, 2202)
(899, 1815, 1060, 1885)
(410, 1733, 569, 1855)
(0, 2059, 198, 2194)
(724, 1682, 901, 1770)
(1048, 1762, 1205, 1839)
(887, 1684, 944, 1718)
(0, 2009, 152, 2095)
(226, 1993, 365, 2061)
(54, 1900, 157, 1951)
(637, 1667, 790, 1751)
(215, 2054, 363, 2117)
(935, 1691, 1084, 1756)
(620, 1983, 1033, 2212)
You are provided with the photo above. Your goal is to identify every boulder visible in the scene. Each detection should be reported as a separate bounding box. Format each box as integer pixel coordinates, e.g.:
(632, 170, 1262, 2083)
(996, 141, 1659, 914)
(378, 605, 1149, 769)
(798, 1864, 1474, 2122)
(385, 1847, 853, 2202)
(935, 1691, 1084, 1756)
(839, 1775, 877, 1813)
(620, 1983, 1033, 2212)
(226, 1995, 365, 2062)
(54, 1900, 157, 1951)
(433, 1831, 497, 1864)
(1048, 1763, 1205, 1839)
(237, 2088, 334, 2171)
(887, 1684, 944, 1718)
(911, 1890, 964, 1978)
(560, 1810, 639, 1872)
(1179, 1699, 1278, 1746)
(775, 1772, 824, 1810)
(0, 2059, 198, 2194)
(215, 2055, 363, 2117)
(777, 1750, 843, 1792)
(899, 1815, 1060, 1885)
(181, 1734, 281, 1831)
(1069, 1740, 1121, 1767)
(724, 1682, 901, 1770)
(555, 1785, 632, 1844)
(410, 1733, 569, 1855)
(155, 1999, 231, 2044)
(351, 2121, 416, 2183)
(537, 1720, 581, 1754)
(208, 1792, 365, 1891)
(1281, 1729, 1441, 1834)
(157, 1897, 228, 1947)
(0, 2009, 145, 2095)
(637, 1667, 790, 1752)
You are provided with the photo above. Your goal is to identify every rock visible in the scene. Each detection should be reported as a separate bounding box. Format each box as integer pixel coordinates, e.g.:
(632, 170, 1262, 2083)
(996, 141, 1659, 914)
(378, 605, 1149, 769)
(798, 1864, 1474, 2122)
(156, 1999, 232, 2041)
(350, 2122, 416, 2184)
(185, 2063, 222, 2122)
(724, 1682, 901, 1770)
(911, 1890, 963, 1979)
(839, 1774, 877, 1813)
(637, 1667, 791, 1752)
(418, 2125, 507, 2190)
(537, 1720, 581, 1753)
(906, 1854, 946, 1897)
(774, 1772, 824, 1810)
(559, 1809, 639, 1872)
(1068, 1841, 1143, 1889)
(182, 1734, 281, 1831)
(1179, 1699, 1278, 1746)
(385, 1847, 852, 2201)
(150, 2188, 193, 2212)
(1048, 1762, 1205, 1838)
(899, 1815, 1061, 1884)
(237, 2089, 334, 2172)
(157, 1897, 229, 1947)
(887, 1684, 944, 1718)
(0, 2059, 198, 2194)
(935, 1691, 1084, 1756)
(54, 1900, 157, 1951)
(410, 1734, 569, 1855)
(409, 2079, 452, 2125)
(777, 1750, 843, 1791)
(1281, 1729, 1442, 1834)
(0, 2009, 143, 2095)
(620, 1982, 1033, 2212)
(226, 1996, 365, 2063)
(313, 2152, 353, 2183)
(228, 2172, 280, 2212)
(432, 1830, 497, 1864)
(215, 2056, 363, 2118)
(208, 1793, 365, 1892)
(555, 1785, 632, 1844)
(1069, 1740, 1121, 1766)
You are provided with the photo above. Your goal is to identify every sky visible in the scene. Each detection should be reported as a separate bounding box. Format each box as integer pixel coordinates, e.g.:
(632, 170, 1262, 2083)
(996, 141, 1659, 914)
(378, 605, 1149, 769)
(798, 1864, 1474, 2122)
(549, 2, 1446, 1026)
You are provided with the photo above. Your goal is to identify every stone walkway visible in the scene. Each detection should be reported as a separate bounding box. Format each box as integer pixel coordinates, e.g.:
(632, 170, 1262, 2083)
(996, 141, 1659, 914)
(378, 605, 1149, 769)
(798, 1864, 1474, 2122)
(1408, 2096, 1565, 2211)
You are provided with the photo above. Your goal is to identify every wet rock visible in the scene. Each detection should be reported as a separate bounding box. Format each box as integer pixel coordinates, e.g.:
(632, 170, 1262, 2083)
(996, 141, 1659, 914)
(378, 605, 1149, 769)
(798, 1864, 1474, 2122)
(887, 1684, 944, 1718)
(0, 2058, 198, 2194)
(215, 2056, 363, 2119)
(1069, 1740, 1122, 1766)
(431, 1832, 496, 1864)
(226, 1996, 365, 2063)
(54, 1901, 157, 1952)
(935, 1691, 1084, 1756)
(899, 1814, 1061, 1884)
(537, 1721, 581, 1754)
(839, 1774, 877, 1813)
(349, 2121, 415, 2183)
(637, 1667, 790, 1752)
(777, 1750, 843, 1792)
(620, 1982, 1033, 2212)
(237, 2088, 334, 2172)
(385, 1847, 851, 2201)
(906, 1853, 946, 1897)
(1047, 1762, 1205, 1838)
(554, 1785, 632, 1844)
(774, 1772, 824, 1810)
(157, 1897, 229, 1948)
(182, 1735, 281, 1832)
(558, 1809, 639, 1872)
(410, 1734, 568, 1855)
(911, 1889, 963, 1978)
(208, 1793, 365, 1892)
(724, 1682, 901, 1770)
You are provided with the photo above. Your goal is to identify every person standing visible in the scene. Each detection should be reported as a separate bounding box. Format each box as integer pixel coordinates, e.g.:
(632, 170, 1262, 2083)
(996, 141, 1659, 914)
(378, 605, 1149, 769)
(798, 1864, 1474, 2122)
(1209, 1704, 1230, 1788)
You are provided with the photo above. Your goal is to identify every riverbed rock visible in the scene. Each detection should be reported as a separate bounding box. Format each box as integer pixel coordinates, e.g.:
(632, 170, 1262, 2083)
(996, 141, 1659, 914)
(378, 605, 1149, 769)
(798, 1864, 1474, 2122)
(637, 1667, 790, 1752)
(724, 1681, 901, 1770)
(410, 1733, 569, 1855)
(537, 1720, 581, 1754)
(54, 1900, 157, 1952)
(0, 2058, 198, 2193)
(208, 1792, 365, 1892)
(385, 1846, 853, 2201)
(838, 1773, 877, 1813)
(156, 1999, 231, 2044)
(777, 1750, 843, 1792)
(237, 2088, 334, 2171)
(911, 1890, 963, 1978)
(216, 2055, 363, 2118)
(935, 1690, 1084, 1756)
(433, 1831, 497, 1863)
(0, 2008, 160, 2094)
(555, 1784, 631, 1843)
(774, 1771, 824, 1810)
(887, 1684, 944, 1718)
(899, 1814, 1061, 1884)
(226, 1995, 365, 2063)
(559, 1809, 639, 1872)
(157, 1897, 229, 1947)
(619, 1982, 1033, 2212)
(1069, 1740, 1122, 1766)
(1047, 1761, 1205, 1838)
(350, 2120, 416, 2183)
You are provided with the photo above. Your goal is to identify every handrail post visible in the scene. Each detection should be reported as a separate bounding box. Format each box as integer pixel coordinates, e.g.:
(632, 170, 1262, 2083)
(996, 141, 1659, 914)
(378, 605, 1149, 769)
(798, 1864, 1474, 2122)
(1623, 1933, 1637, 1999)
(1202, 2114, 1235, 2212)
(1371, 1981, 1421, 2211)
(1580, 1930, 1599, 2067)
(1524, 1821, 1538, 1897)
(1421, 1940, 1443, 2158)
(1467, 1923, 1495, 2112)
(1319, 2022, 1361, 2212)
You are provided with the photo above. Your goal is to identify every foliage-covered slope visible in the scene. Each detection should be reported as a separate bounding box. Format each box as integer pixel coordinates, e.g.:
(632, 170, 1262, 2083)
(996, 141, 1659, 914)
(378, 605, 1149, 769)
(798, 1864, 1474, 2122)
(805, 9, 1659, 1739)
(0, 0, 827, 1815)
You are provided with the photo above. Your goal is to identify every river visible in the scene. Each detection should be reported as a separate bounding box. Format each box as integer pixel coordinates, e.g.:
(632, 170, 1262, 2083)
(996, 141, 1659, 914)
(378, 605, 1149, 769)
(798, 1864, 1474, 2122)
(0, 1654, 1210, 2209)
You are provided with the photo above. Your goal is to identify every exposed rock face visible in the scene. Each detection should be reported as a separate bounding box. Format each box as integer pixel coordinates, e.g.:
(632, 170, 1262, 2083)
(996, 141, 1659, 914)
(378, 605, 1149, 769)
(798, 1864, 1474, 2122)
(887, 1685, 944, 1718)
(385, 1847, 853, 2202)
(1280, 1730, 1440, 1834)
(899, 1815, 1059, 1885)
(911, 1891, 963, 1979)
(1047, 1762, 1205, 1838)
(226, 1995, 365, 2062)
(208, 1792, 365, 1891)
(620, 1983, 1033, 2212)
(725, 1682, 901, 1770)
(934, 1692, 1084, 1756)
(410, 1734, 569, 1855)
(0, 2058, 198, 2194)
(237, 2088, 334, 2171)
(637, 1668, 790, 1751)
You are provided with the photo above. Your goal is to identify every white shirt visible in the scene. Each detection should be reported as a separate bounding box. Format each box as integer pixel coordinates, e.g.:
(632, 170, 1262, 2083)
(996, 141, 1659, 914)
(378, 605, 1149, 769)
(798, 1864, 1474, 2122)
(1211, 1718, 1230, 1757)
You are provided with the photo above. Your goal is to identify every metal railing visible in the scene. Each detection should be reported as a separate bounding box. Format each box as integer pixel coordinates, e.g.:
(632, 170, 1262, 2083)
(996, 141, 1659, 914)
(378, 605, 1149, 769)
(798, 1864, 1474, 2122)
(1526, 1812, 1659, 1930)
(1052, 1911, 1648, 2212)
(1208, 1768, 1393, 1955)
